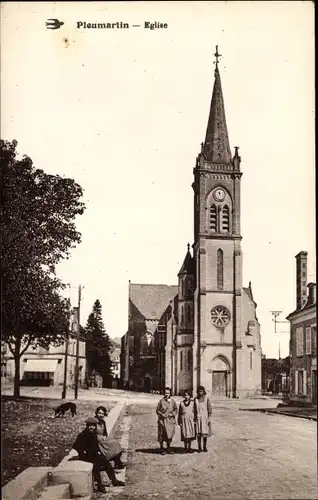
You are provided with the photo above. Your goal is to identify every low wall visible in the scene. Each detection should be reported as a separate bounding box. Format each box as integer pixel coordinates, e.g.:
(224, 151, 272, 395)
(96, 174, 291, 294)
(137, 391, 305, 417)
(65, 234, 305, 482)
(3, 402, 126, 500)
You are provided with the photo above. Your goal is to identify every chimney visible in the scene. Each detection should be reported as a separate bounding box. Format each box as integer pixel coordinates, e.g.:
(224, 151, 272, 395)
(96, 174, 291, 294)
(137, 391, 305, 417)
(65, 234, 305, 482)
(295, 251, 308, 309)
(307, 283, 316, 306)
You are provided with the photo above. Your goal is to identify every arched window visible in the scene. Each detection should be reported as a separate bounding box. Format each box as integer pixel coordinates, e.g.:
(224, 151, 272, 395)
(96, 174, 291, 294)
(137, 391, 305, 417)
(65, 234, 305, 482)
(181, 279, 184, 297)
(210, 205, 217, 232)
(187, 303, 192, 325)
(222, 205, 230, 233)
(181, 305, 184, 326)
(217, 249, 224, 290)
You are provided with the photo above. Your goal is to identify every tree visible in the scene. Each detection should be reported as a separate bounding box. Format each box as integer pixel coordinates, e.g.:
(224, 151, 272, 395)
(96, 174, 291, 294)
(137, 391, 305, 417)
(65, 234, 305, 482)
(85, 300, 113, 387)
(261, 356, 290, 395)
(1, 140, 85, 396)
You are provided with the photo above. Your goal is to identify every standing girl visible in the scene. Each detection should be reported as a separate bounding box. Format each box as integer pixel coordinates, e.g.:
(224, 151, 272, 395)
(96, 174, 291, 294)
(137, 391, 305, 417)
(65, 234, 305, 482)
(156, 387, 178, 454)
(178, 390, 196, 453)
(194, 386, 212, 452)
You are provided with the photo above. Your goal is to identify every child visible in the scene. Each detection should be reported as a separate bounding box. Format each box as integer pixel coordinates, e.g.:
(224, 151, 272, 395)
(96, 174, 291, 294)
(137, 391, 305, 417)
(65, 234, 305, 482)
(156, 387, 178, 454)
(94, 406, 125, 471)
(194, 385, 212, 452)
(178, 390, 196, 453)
(63, 417, 125, 493)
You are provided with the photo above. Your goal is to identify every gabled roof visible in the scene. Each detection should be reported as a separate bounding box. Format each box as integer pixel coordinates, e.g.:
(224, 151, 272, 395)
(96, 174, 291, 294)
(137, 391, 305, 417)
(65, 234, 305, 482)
(129, 283, 178, 321)
(243, 282, 255, 302)
(243, 282, 259, 321)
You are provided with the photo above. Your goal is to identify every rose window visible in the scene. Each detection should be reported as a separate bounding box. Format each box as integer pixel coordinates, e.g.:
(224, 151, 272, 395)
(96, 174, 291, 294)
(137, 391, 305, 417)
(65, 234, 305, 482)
(211, 306, 231, 328)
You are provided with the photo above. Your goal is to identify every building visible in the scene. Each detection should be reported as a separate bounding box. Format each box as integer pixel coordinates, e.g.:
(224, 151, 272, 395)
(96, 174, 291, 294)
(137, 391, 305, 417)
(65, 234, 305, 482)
(121, 49, 262, 398)
(121, 283, 177, 392)
(3, 307, 86, 388)
(110, 344, 121, 388)
(287, 252, 317, 405)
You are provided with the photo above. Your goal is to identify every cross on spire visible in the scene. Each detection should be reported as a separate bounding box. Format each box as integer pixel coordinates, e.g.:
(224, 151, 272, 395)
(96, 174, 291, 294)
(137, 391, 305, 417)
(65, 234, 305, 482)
(187, 243, 190, 252)
(214, 45, 222, 68)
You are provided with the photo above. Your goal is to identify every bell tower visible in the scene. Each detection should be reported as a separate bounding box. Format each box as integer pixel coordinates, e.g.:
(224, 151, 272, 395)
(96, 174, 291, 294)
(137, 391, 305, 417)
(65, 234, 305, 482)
(192, 46, 243, 397)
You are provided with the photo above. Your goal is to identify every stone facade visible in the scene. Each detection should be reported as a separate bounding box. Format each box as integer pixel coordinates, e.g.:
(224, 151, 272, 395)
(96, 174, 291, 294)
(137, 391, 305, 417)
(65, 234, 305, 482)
(121, 57, 262, 397)
(121, 283, 177, 392)
(287, 252, 317, 405)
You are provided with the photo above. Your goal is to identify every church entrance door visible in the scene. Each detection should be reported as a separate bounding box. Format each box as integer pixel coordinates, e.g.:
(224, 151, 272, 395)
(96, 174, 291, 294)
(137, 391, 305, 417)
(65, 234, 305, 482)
(144, 376, 151, 393)
(212, 371, 228, 396)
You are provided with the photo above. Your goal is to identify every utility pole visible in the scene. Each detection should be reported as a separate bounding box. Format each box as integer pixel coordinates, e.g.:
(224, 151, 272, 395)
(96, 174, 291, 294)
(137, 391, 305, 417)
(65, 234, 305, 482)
(270, 310, 289, 394)
(270, 310, 282, 334)
(74, 285, 82, 400)
(61, 298, 71, 400)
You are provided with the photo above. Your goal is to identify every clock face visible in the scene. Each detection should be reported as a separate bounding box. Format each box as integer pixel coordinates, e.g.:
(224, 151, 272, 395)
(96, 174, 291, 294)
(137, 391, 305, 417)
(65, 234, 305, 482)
(214, 188, 225, 201)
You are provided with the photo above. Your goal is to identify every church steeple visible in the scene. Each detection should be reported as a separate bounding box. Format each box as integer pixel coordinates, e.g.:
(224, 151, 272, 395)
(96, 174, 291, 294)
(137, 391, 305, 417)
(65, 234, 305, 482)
(202, 46, 232, 164)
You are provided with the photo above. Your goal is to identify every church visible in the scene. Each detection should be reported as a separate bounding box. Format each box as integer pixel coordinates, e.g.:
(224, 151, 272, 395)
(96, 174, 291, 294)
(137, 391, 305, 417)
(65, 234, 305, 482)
(121, 48, 262, 398)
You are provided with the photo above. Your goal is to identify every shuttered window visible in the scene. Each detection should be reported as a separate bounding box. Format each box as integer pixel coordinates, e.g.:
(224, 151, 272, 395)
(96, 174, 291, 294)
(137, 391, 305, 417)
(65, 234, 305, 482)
(312, 325, 316, 355)
(296, 327, 304, 356)
(306, 327, 312, 354)
(180, 351, 183, 371)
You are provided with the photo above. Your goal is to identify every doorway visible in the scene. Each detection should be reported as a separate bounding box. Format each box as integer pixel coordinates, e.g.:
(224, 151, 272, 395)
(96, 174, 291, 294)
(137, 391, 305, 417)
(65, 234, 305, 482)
(212, 371, 228, 396)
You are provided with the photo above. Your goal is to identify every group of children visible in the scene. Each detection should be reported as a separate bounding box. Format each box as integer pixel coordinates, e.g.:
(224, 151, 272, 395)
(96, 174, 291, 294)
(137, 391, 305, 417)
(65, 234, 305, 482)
(156, 385, 212, 454)
(62, 387, 212, 491)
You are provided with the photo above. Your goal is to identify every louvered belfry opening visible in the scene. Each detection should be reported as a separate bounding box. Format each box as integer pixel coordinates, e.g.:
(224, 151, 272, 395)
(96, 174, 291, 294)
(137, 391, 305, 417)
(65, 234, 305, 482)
(210, 204, 217, 232)
(222, 205, 230, 232)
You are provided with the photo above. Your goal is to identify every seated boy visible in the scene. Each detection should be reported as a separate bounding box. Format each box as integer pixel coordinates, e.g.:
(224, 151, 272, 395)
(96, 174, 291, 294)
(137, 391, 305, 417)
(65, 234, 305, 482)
(64, 417, 125, 493)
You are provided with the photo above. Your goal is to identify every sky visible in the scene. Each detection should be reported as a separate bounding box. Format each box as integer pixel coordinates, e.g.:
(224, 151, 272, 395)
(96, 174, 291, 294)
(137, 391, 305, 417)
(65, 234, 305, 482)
(1, 1, 315, 359)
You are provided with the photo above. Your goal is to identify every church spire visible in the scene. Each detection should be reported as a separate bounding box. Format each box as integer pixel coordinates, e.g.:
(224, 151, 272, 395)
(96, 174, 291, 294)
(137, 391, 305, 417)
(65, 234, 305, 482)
(178, 243, 195, 276)
(202, 46, 232, 163)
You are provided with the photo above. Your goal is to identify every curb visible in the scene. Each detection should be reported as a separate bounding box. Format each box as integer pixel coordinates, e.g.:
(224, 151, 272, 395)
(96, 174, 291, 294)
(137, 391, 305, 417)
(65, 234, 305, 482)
(240, 408, 317, 421)
(264, 410, 317, 421)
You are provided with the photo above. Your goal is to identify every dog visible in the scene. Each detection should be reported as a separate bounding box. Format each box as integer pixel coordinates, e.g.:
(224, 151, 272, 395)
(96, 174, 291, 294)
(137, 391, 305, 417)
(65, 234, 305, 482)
(54, 402, 77, 418)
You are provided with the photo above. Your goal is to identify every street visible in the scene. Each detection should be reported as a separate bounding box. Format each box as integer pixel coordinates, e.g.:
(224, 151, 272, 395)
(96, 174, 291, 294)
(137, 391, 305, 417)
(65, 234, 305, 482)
(2, 387, 317, 499)
(113, 398, 317, 500)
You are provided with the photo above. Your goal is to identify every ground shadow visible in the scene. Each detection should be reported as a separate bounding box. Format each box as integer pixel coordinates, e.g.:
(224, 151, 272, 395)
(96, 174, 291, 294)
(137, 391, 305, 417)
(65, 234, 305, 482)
(1, 395, 59, 402)
(135, 446, 189, 454)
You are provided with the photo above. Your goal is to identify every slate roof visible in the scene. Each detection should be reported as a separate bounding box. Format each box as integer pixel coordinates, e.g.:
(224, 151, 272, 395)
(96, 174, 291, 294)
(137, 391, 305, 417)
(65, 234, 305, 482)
(203, 65, 232, 163)
(178, 249, 195, 276)
(286, 301, 316, 320)
(129, 283, 178, 320)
